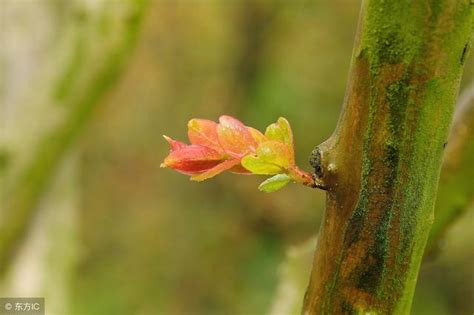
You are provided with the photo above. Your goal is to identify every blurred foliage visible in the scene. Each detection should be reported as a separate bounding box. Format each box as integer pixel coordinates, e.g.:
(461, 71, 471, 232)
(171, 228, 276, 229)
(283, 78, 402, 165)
(1, 1, 472, 314)
(0, 0, 148, 277)
(74, 1, 358, 314)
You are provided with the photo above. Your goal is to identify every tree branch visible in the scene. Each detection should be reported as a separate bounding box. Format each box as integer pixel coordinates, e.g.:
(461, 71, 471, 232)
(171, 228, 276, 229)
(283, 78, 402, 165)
(303, 1, 473, 314)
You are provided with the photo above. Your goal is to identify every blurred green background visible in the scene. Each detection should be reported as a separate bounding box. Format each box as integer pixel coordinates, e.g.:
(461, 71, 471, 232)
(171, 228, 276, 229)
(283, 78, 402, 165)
(0, 1, 472, 314)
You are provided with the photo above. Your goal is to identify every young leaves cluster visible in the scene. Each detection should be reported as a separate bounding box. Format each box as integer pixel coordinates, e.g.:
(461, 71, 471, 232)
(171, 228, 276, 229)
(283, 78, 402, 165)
(161, 116, 314, 192)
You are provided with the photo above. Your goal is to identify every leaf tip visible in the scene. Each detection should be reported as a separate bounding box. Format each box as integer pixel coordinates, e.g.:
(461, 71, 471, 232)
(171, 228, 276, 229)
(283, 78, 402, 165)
(187, 118, 197, 129)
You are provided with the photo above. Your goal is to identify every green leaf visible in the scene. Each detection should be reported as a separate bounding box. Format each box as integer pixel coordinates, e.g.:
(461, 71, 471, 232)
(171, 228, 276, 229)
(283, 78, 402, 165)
(265, 117, 293, 146)
(241, 155, 282, 175)
(241, 141, 291, 175)
(258, 174, 291, 192)
(264, 117, 295, 163)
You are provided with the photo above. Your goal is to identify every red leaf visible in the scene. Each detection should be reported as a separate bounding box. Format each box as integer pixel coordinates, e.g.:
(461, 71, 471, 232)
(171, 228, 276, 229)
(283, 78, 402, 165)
(161, 145, 224, 174)
(188, 119, 223, 153)
(217, 115, 257, 157)
(191, 158, 241, 181)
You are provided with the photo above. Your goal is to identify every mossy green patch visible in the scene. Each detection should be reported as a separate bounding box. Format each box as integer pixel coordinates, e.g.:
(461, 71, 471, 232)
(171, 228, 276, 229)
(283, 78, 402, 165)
(386, 77, 410, 137)
(362, 0, 424, 74)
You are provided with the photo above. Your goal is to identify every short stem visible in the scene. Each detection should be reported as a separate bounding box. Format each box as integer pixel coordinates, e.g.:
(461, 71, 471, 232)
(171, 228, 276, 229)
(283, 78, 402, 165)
(288, 166, 325, 190)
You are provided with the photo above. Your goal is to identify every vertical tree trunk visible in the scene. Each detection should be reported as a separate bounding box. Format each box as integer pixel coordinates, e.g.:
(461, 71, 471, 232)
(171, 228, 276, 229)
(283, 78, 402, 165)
(303, 1, 473, 314)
